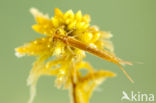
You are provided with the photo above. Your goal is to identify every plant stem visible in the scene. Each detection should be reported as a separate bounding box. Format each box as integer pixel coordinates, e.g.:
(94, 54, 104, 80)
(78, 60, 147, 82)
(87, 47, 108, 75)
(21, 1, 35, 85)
(72, 79, 77, 103)
(70, 61, 77, 103)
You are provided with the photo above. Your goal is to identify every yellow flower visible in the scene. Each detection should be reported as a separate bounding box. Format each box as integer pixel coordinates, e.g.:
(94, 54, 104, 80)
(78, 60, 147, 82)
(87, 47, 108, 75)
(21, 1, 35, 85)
(15, 8, 132, 103)
(16, 8, 114, 58)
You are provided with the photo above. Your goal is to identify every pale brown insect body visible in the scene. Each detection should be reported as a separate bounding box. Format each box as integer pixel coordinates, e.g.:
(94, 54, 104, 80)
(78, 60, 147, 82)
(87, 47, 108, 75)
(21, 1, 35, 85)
(54, 34, 134, 83)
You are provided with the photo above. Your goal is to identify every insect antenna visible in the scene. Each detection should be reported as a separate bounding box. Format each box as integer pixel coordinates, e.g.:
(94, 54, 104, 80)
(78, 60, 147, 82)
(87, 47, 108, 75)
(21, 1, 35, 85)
(116, 63, 134, 83)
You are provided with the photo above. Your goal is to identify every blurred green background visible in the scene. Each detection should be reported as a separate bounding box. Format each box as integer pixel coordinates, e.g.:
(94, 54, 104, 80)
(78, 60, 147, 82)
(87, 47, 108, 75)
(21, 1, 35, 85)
(0, 0, 156, 103)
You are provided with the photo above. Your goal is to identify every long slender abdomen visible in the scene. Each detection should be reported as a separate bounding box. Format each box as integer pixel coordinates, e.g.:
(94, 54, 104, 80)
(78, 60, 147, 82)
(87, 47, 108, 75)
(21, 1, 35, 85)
(65, 36, 119, 64)
(55, 35, 134, 83)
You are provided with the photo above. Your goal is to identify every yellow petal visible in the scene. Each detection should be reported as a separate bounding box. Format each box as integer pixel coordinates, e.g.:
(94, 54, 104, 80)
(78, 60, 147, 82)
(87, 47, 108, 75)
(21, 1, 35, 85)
(30, 8, 49, 19)
(75, 10, 82, 20)
(79, 32, 93, 43)
(55, 8, 63, 17)
(15, 37, 54, 57)
(82, 14, 90, 23)
(67, 20, 76, 30)
(91, 32, 101, 43)
(64, 10, 74, 19)
(32, 24, 54, 36)
(102, 31, 113, 39)
(32, 25, 43, 33)
(36, 17, 51, 24)
(51, 17, 60, 27)
(80, 70, 116, 83)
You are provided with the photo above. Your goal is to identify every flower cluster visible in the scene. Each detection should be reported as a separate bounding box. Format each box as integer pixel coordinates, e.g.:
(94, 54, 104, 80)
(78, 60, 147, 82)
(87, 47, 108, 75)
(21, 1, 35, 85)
(15, 8, 116, 103)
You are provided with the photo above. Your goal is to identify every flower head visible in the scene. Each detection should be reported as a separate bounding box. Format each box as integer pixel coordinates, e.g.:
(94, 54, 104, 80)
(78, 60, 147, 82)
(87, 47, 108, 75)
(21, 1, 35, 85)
(15, 8, 132, 103)
(16, 8, 113, 59)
